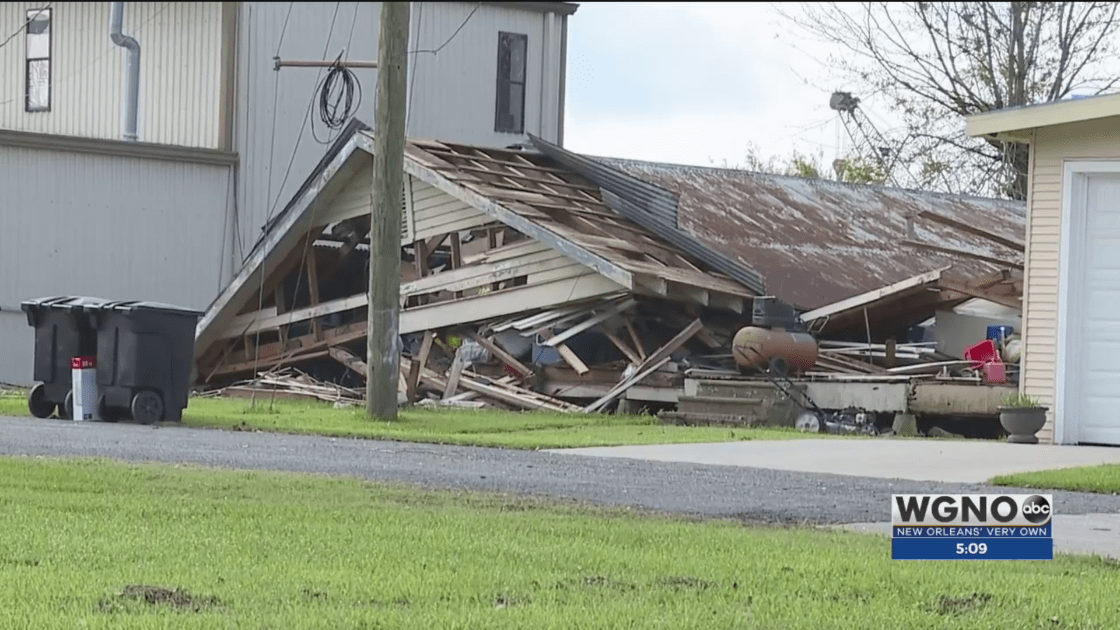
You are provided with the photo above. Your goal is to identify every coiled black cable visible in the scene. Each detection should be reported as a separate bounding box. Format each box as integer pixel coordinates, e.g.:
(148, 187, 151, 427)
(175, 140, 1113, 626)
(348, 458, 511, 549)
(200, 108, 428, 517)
(313, 52, 363, 143)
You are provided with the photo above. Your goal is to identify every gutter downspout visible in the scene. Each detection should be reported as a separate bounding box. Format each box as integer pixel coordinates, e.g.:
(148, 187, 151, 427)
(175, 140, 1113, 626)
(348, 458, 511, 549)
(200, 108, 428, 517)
(109, 2, 140, 141)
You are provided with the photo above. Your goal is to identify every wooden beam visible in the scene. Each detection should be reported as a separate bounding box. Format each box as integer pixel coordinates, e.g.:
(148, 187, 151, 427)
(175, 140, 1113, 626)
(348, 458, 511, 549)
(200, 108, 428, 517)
(539, 330, 590, 375)
(602, 329, 642, 365)
(399, 248, 566, 299)
(220, 292, 368, 340)
(405, 330, 435, 402)
(306, 249, 323, 341)
(399, 274, 627, 335)
(465, 329, 533, 378)
(585, 318, 704, 412)
(624, 318, 646, 360)
(917, 210, 1025, 252)
(329, 346, 368, 380)
(799, 267, 949, 323)
(902, 240, 1023, 270)
(442, 350, 465, 399)
(414, 238, 429, 277)
(207, 322, 369, 378)
(938, 278, 1022, 310)
(543, 298, 637, 347)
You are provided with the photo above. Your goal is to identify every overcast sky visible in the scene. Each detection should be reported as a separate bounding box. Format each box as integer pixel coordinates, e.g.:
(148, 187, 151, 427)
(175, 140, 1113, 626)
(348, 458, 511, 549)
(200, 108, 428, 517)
(562, 2, 893, 169)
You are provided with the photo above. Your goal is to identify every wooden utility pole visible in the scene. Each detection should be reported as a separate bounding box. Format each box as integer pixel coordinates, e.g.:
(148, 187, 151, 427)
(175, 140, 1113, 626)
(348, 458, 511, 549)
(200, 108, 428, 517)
(367, 2, 409, 420)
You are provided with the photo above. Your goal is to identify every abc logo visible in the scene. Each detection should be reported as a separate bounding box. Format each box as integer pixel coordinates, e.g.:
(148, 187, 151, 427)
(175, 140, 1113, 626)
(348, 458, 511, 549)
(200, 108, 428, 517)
(1021, 495, 1051, 524)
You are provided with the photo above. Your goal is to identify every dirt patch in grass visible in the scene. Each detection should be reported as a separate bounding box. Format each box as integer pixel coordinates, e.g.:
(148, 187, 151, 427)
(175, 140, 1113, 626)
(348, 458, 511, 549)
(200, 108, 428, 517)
(100, 585, 221, 613)
(934, 592, 993, 615)
(660, 575, 715, 590)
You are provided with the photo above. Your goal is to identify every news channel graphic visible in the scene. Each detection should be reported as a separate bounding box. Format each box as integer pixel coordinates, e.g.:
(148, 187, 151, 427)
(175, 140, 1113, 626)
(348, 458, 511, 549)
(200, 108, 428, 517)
(891, 494, 1053, 561)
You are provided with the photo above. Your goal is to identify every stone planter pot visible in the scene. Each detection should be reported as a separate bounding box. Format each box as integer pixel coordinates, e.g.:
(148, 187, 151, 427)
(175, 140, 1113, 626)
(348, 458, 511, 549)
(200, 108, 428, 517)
(999, 406, 1049, 444)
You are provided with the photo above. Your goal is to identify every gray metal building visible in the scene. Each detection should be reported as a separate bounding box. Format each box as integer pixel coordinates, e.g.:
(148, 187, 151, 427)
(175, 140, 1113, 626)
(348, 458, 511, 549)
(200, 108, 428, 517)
(0, 1, 577, 385)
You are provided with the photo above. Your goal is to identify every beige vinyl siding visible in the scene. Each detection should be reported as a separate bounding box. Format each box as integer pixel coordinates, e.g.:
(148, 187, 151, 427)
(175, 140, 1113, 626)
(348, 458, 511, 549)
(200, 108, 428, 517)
(409, 179, 493, 241)
(1023, 116, 1120, 443)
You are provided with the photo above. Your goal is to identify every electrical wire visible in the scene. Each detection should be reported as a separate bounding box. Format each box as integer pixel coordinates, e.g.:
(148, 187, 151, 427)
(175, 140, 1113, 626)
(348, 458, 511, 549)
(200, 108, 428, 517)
(406, 1, 424, 129)
(311, 53, 363, 144)
(0, 3, 51, 51)
(409, 2, 480, 56)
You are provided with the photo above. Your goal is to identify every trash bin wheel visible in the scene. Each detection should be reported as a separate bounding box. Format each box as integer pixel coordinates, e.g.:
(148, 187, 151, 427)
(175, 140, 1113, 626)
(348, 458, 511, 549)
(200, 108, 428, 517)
(62, 390, 74, 420)
(28, 383, 55, 419)
(97, 394, 120, 423)
(130, 390, 164, 425)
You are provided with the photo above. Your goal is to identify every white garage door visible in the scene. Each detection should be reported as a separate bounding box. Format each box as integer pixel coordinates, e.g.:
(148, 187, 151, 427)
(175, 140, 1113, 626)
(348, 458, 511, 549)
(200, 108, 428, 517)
(1072, 172, 1120, 445)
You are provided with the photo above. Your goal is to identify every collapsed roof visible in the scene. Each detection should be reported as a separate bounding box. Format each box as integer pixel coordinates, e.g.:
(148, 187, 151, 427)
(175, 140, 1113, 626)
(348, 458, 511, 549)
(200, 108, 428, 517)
(193, 120, 1026, 382)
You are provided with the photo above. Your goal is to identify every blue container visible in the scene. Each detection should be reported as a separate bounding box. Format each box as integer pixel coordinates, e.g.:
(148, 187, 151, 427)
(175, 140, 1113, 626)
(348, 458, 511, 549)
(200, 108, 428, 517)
(987, 325, 1015, 343)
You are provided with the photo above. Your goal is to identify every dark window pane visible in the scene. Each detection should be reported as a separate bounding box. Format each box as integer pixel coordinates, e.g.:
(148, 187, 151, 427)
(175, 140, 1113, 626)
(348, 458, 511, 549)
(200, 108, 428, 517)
(510, 36, 526, 83)
(508, 83, 524, 133)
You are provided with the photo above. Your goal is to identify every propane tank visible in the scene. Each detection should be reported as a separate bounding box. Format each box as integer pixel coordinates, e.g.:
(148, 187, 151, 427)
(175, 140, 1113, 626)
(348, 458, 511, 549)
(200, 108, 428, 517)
(732, 326, 819, 372)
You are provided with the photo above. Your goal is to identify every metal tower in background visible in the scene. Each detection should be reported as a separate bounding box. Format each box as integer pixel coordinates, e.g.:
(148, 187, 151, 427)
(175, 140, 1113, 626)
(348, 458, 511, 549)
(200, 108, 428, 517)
(829, 91, 911, 188)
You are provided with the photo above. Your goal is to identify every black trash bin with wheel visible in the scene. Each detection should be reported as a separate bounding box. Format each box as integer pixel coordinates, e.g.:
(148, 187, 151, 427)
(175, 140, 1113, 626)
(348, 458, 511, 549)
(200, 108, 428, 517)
(20, 296, 113, 419)
(86, 301, 203, 424)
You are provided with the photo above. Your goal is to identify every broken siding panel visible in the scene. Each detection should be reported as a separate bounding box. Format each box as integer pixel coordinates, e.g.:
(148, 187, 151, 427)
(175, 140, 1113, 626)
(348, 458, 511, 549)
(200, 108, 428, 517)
(411, 179, 492, 240)
(1024, 117, 1120, 441)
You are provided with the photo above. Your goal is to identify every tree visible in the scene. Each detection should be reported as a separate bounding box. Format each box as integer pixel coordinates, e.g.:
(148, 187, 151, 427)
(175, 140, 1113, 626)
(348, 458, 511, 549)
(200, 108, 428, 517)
(713, 143, 888, 185)
(776, 2, 1120, 200)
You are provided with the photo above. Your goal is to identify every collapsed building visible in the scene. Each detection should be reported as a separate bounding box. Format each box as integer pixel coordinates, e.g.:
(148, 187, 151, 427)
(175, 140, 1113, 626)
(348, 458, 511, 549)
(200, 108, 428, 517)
(192, 120, 1026, 433)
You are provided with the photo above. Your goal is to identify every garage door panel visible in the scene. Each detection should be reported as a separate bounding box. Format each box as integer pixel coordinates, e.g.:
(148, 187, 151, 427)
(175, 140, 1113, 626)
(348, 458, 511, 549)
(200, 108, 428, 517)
(1075, 173, 1120, 445)
(1083, 341, 1120, 372)
(1087, 242, 1120, 269)
(1082, 290, 1120, 321)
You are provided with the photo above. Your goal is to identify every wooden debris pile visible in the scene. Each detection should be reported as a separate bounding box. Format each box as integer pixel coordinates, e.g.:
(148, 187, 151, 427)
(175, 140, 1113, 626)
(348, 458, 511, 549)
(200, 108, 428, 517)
(202, 367, 365, 406)
(395, 294, 738, 413)
(809, 340, 973, 378)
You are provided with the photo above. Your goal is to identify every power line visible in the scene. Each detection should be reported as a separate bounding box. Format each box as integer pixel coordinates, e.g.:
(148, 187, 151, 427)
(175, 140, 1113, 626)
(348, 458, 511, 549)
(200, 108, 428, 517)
(409, 2, 480, 56)
(250, 0, 343, 389)
(406, 1, 424, 129)
(0, 3, 51, 52)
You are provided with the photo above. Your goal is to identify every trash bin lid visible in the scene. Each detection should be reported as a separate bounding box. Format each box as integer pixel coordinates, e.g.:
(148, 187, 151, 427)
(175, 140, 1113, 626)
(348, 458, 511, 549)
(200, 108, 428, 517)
(101, 300, 204, 319)
(20, 296, 114, 314)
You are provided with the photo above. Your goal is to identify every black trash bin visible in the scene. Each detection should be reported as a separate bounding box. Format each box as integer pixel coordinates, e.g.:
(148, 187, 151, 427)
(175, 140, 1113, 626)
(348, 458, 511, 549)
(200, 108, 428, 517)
(20, 296, 113, 419)
(87, 301, 203, 424)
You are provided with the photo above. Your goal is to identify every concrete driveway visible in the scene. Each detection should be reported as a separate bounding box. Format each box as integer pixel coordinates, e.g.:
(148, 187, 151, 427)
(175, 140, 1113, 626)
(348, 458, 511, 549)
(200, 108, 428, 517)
(548, 437, 1120, 484)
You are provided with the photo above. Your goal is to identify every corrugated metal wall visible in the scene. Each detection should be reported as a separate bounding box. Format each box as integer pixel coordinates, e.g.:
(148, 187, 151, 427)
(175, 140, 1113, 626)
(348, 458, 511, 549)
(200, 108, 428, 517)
(0, 2, 226, 148)
(0, 145, 234, 386)
(406, 2, 564, 148)
(234, 2, 565, 264)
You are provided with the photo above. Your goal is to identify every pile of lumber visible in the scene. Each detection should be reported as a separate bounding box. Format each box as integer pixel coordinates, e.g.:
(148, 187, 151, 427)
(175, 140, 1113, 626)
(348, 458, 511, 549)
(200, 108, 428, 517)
(205, 368, 365, 405)
(810, 340, 974, 378)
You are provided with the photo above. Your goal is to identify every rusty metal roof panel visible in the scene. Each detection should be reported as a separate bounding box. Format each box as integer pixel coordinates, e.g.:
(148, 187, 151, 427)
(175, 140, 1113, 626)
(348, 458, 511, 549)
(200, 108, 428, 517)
(528, 135, 768, 294)
(593, 157, 1027, 310)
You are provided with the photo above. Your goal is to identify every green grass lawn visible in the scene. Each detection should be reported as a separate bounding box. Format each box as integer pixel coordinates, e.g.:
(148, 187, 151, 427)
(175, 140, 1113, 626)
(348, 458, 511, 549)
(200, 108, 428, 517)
(1, 387, 841, 449)
(991, 464, 1120, 494)
(2, 456, 1118, 630)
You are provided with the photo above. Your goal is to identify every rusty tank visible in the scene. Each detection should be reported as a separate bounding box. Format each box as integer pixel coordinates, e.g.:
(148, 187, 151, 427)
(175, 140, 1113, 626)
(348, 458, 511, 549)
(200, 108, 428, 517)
(732, 326, 819, 373)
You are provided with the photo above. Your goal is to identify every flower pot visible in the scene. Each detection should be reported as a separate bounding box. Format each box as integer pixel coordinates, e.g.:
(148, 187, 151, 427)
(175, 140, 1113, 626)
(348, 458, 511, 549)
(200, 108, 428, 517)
(998, 406, 1049, 444)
